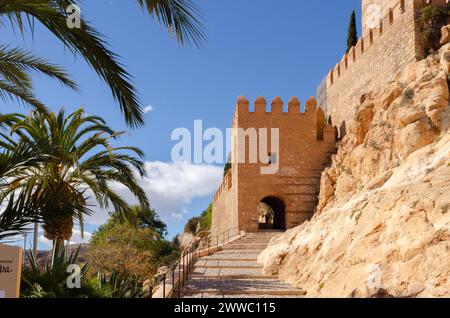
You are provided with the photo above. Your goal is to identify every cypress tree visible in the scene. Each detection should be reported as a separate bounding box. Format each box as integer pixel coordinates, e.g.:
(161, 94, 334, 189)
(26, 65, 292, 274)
(347, 10, 358, 53)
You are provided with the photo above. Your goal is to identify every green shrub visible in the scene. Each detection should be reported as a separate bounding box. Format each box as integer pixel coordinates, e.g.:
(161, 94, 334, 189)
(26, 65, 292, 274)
(184, 217, 201, 234)
(21, 246, 102, 298)
(184, 204, 213, 235)
(199, 204, 212, 230)
(418, 5, 450, 55)
(96, 270, 143, 298)
(347, 10, 358, 53)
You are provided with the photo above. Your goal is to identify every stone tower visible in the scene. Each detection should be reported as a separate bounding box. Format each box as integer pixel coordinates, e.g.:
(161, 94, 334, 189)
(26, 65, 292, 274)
(211, 96, 336, 236)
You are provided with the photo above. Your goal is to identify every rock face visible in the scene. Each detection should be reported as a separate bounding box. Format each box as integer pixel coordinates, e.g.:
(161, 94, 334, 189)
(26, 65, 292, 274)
(258, 44, 450, 298)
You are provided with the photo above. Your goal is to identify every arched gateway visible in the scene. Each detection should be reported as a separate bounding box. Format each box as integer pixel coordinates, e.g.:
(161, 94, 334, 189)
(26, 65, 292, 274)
(211, 96, 336, 236)
(258, 197, 286, 230)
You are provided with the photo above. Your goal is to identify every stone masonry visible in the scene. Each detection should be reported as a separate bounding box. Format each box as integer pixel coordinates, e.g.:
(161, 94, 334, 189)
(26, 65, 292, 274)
(212, 0, 449, 238)
(211, 96, 336, 236)
(326, 0, 449, 132)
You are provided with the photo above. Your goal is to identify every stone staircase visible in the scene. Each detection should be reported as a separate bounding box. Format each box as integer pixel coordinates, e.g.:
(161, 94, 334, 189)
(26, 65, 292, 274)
(182, 231, 306, 298)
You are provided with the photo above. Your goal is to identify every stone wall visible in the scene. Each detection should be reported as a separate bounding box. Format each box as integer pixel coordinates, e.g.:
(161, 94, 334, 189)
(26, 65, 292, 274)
(212, 96, 336, 236)
(211, 167, 238, 236)
(326, 0, 449, 131)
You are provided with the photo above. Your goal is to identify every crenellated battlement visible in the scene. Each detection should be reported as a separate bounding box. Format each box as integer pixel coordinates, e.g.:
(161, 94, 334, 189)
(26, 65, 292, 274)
(212, 94, 338, 235)
(234, 95, 318, 116)
(233, 95, 336, 143)
(329, 0, 449, 88)
(323, 0, 450, 129)
(213, 170, 232, 202)
(329, 0, 405, 88)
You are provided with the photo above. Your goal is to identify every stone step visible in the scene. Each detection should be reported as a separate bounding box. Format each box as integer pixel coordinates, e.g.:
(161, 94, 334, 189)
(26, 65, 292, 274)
(192, 267, 264, 277)
(226, 243, 268, 247)
(213, 250, 261, 255)
(181, 230, 300, 298)
(184, 277, 302, 290)
(237, 237, 272, 240)
(184, 293, 304, 298)
(224, 244, 268, 250)
(183, 289, 307, 297)
(199, 257, 258, 262)
(189, 274, 277, 280)
(182, 277, 306, 297)
(195, 260, 263, 269)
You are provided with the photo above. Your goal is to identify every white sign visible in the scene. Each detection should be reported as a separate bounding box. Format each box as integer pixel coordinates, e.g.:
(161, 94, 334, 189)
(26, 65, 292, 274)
(0, 244, 23, 298)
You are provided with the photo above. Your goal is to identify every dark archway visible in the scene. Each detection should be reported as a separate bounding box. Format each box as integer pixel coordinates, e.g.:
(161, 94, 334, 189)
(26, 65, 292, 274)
(258, 197, 286, 230)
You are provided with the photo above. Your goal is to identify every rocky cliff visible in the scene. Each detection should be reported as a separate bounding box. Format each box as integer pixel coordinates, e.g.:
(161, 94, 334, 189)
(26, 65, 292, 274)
(258, 43, 450, 298)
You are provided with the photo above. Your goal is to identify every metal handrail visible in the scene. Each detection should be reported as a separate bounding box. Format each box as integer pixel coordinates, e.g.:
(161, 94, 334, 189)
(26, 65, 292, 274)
(150, 226, 240, 298)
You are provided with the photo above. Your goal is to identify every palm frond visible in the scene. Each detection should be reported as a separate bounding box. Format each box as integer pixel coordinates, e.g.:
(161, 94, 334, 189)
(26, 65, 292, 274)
(0, 0, 144, 128)
(0, 44, 78, 90)
(0, 190, 41, 241)
(0, 79, 46, 110)
(137, 0, 206, 47)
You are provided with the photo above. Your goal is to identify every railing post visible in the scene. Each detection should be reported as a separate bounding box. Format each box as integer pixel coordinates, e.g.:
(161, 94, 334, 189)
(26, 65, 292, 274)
(172, 267, 175, 298)
(185, 253, 188, 280)
(182, 253, 185, 287)
(163, 273, 166, 298)
(178, 260, 181, 297)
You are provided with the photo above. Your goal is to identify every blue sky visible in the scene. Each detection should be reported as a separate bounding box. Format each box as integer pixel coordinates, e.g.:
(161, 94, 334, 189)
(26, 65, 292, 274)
(3, 0, 361, 248)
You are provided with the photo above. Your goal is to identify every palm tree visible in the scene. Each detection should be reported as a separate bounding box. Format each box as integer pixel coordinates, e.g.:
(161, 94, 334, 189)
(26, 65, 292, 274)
(4, 108, 150, 249)
(0, 0, 205, 128)
(0, 45, 77, 110)
(0, 114, 49, 241)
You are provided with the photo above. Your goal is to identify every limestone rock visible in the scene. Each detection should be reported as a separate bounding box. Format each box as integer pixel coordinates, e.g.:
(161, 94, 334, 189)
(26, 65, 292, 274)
(439, 43, 450, 74)
(380, 83, 403, 110)
(259, 48, 450, 298)
(440, 25, 450, 45)
(317, 170, 334, 213)
(396, 107, 426, 127)
(395, 117, 437, 159)
(354, 103, 374, 146)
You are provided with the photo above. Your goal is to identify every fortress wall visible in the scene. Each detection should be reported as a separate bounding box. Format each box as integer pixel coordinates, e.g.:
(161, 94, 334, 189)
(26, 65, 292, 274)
(212, 96, 336, 235)
(326, 0, 418, 130)
(211, 167, 238, 237)
(327, 0, 450, 130)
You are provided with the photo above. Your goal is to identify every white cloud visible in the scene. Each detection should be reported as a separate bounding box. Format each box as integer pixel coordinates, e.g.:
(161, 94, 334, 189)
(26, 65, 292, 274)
(171, 208, 189, 220)
(143, 105, 154, 114)
(85, 161, 223, 229)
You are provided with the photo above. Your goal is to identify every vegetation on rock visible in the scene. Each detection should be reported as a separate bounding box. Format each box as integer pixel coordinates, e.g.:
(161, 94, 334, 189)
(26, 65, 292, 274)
(418, 5, 450, 55)
(184, 204, 212, 235)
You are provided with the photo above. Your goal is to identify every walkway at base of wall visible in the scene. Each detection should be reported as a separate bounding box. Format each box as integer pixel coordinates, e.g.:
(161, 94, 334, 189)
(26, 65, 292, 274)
(181, 231, 306, 298)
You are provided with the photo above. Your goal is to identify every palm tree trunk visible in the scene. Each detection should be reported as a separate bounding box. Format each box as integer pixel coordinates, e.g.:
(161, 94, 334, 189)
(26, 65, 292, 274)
(33, 222, 39, 256)
(54, 237, 64, 252)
